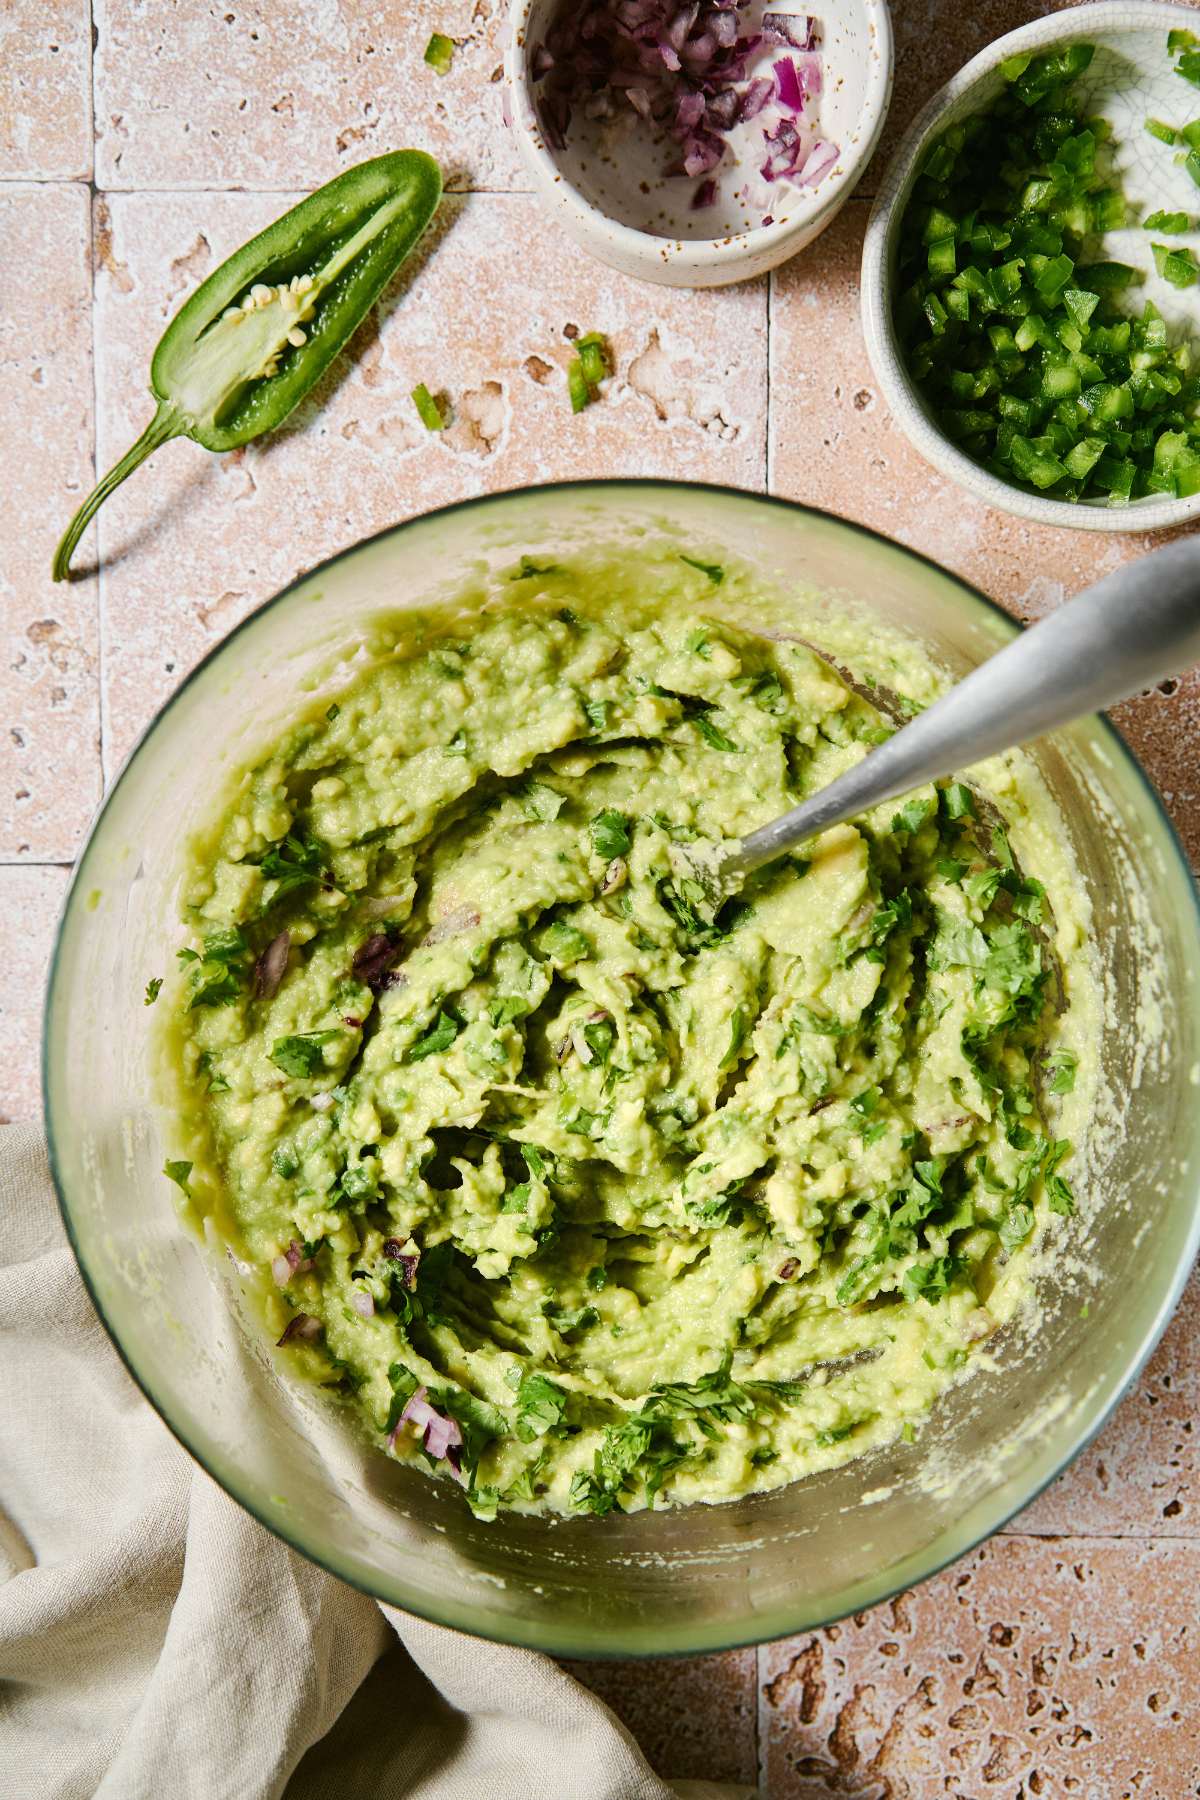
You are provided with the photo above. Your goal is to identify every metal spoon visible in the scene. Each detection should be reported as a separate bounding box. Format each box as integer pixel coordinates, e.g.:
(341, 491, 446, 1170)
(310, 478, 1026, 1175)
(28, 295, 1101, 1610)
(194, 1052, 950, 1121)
(696, 536, 1200, 899)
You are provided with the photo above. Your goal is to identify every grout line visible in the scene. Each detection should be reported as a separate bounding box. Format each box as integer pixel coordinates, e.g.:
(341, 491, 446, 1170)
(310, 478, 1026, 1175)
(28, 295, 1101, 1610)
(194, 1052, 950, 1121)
(995, 1525, 1200, 1542)
(86, 180, 111, 792)
(0, 861, 74, 872)
(0, 177, 538, 197)
(86, 0, 97, 189)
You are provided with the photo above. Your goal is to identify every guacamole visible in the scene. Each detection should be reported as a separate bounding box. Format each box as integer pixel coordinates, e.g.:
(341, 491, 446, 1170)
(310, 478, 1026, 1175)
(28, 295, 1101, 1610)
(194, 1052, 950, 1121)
(165, 547, 1092, 1520)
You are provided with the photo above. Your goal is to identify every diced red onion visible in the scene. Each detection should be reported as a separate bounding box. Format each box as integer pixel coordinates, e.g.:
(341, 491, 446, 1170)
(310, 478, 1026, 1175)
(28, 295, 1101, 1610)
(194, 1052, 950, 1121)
(277, 1312, 322, 1346)
(778, 1258, 800, 1280)
(762, 11, 815, 48)
(358, 893, 411, 920)
(310, 1091, 335, 1112)
(711, 10, 739, 48)
(676, 88, 705, 130)
(272, 1239, 315, 1286)
(793, 49, 822, 96)
(253, 929, 291, 1001)
(350, 1287, 375, 1319)
(533, 0, 833, 208)
(737, 75, 774, 121)
(420, 904, 481, 946)
(352, 931, 403, 991)
(383, 1238, 420, 1289)
(683, 129, 723, 175)
(773, 55, 803, 113)
(797, 136, 838, 186)
(393, 1386, 465, 1468)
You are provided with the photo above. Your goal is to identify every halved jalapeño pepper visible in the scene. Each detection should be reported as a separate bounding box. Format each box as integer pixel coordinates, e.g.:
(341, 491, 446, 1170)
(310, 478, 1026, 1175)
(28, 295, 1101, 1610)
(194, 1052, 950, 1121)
(53, 149, 442, 580)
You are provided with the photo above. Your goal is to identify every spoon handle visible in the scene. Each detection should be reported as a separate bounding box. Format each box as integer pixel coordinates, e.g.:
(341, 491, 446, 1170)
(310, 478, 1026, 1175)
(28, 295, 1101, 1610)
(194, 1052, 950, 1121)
(727, 536, 1200, 882)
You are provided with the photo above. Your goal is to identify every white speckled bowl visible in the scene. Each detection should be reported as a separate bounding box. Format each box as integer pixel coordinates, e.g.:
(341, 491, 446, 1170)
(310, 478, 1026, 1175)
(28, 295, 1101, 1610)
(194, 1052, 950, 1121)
(862, 2, 1200, 533)
(503, 0, 893, 288)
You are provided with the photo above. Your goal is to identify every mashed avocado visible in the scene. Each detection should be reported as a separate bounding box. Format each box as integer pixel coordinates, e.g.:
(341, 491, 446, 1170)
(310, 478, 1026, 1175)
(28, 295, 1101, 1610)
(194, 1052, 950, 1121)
(165, 546, 1092, 1520)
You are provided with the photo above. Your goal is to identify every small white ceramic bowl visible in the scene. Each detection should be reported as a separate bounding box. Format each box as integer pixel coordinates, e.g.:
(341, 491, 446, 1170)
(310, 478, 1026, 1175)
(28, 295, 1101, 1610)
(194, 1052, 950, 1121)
(861, 1, 1200, 533)
(503, 0, 893, 288)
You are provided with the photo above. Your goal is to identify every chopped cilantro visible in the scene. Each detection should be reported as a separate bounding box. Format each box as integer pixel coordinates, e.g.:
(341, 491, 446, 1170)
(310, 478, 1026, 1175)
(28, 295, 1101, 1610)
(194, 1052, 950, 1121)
(999, 1201, 1035, 1252)
(983, 921, 1042, 1002)
(384, 1362, 421, 1434)
(270, 1030, 342, 1078)
(1044, 1138, 1075, 1216)
(186, 964, 244, 1010)
(892, 796, 935, 835)
(1045, 1049, 1078, 1094)
(144, 976, 163, 1006)
(902, 1254, 963, 1304)
(407, 1010, 463, 1062)
(590, 809, 631, 859)
(582, 1016, 616, 1064)
(546, 1303, 599, 1335)
(326, 702, 340, 721)
(519, 780, 564, 822)
(940, 781, 976, 820)
(586, 1264, 608, 1291)
(197, 1050, 230, 1093)
(514, 1372, 567, 1442)
(258, 829, 325, 900)
(512, 555, 560, 580)
(583, 696, 610, 733)
(520, 1142, 548, 1180)
(721, 1005, 749, 1068)
(163, 1159, 193, 1193)
(694, 713, 739, 752)
(814, 1420, 858, 1447)
(679, 554, 725, 584)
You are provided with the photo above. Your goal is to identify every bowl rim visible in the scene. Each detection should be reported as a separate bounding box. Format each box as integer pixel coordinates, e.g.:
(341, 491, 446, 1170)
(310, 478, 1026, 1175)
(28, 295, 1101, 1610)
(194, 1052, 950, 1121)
(502, 0, 894, 278)
(42, 477, 1200, 1658)
(860, 0, 1200, 533)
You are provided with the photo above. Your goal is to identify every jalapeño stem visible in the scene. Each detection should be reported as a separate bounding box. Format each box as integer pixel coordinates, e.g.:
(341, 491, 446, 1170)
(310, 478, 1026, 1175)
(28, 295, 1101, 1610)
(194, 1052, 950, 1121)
(52, 401, 182, 583)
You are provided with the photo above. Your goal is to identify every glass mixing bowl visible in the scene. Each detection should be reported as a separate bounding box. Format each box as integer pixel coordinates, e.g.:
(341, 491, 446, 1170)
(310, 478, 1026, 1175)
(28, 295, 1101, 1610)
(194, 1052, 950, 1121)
(44, 482, 1200, 1658)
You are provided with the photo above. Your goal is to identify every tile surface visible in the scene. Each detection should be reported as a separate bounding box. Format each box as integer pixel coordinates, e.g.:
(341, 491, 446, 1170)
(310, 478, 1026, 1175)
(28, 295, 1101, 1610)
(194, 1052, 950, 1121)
(93, 0, 525, 192)
(0, 186, 101, 862)
(760, 1537, 1200, 1799)
(567, 1649, 758, 1788)
(3, 1, 1200, 1790)
(0, 2, 93, 180)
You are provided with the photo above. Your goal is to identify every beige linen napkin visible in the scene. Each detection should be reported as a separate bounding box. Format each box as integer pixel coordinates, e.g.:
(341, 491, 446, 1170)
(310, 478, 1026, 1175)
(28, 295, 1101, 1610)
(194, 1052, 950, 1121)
(0, 1125, 756, 1800)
